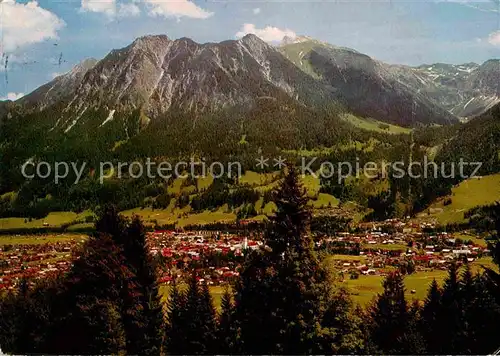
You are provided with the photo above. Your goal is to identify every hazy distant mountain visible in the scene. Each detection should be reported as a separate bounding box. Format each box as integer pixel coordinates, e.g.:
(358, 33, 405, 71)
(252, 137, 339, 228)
(279, 38, 458, 126)
(388, 60, 499, 119)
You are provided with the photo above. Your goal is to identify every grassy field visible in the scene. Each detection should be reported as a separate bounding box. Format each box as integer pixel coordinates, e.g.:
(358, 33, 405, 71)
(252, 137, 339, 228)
(301, 174, 321, 197)
(239, 171, 280, 187)
(454, 232, 489, 247)
(280, 41, 324, 79)
(0, 170, 337, 232)
(122, 206, 237, 228)
(160, 285, 227, 311)
(341, 114, 412, 135)
(311, 193, 339, 209)
(0, 211, 93, 231)
(343, 270, 447, 305)
(423, 174, 500, 224)
(159, 256, 498, 310)
(335, 256, 498, 305)
(362, 243, 408, 251)
(3, 173, 498, 232)
(0, 233, 87, 245)
(327, 255, 368, 262)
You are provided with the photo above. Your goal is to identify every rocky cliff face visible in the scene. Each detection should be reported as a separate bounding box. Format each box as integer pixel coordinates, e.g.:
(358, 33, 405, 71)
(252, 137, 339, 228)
(14, 34, 336, 133)
(17, 58, 98, 111)
(12, 33, 494, 132)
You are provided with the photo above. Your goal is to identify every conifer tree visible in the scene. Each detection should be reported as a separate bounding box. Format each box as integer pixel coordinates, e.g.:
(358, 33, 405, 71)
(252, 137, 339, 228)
(233, 250, 281, 354)
(165, 281, 187, 355)
(95, 205, 127, 239)
(266, 166, 311, 255)
(468, 274, 500, 354)
(420, 278, 442, 353)
(217, 286, 237, 354)
(0, 276, 66, 354)
(479, 202, 500, 354)
(369, 271, 412, 354)
(0, 289, 23, 353)
(235, 167, 336, 354)
(437, 262, 465, 354)
(44, 233, 134, 354)
(198, 281, 217, 353)
(165, 275, 217, 354)
(484, 202, 500, 299)
(95, 207, 164, 354)
(122, 216, 164, 354)
(321, 287, 366, 354)
(400, 299, 426, 354)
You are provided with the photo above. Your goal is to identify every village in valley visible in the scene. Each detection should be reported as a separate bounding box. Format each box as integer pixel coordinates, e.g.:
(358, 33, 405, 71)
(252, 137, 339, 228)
(0, 217, 492, 302)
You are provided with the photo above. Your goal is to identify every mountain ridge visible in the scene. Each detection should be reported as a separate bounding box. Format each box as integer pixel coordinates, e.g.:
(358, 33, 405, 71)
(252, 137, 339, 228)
(279, 39, 458, 126)
(279, 36, 499, 121)
(12, 34, 343, 133)
(5, 33, 497, 131)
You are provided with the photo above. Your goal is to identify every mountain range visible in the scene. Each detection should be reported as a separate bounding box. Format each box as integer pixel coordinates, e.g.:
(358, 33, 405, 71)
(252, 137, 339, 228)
(3, 33, 497, 133)
(0, 34, 499, 160)
(0, 33, 499, 220)
(279, 36, 499, 122)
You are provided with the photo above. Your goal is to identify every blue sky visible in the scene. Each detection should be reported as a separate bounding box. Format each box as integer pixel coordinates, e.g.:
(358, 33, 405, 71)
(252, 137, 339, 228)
(1, 0, 499, 99)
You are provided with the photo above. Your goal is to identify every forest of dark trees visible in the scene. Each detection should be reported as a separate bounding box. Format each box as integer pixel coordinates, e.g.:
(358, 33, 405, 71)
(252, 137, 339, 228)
(1, 168, 500, 355)
(1, 102, 498, 221)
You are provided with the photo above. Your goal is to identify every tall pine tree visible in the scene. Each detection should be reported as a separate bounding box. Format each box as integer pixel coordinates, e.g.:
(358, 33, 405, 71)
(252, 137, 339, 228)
(165, 275, 217, 354)
(436, 262, 465, 354)
(235, 167, 340, 354)
(165, 281, 187, 355)
(369, 271, 416, 354)
(39, 233, 134, 354)
(95, 206, 164, 354)
(420, 278, 442, 353)
(216, 286, 237, 354)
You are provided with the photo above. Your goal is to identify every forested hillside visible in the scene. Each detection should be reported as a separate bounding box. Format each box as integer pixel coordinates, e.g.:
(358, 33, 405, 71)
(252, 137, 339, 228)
(0, 35, 498, 225)
(1, 170, 500, 355)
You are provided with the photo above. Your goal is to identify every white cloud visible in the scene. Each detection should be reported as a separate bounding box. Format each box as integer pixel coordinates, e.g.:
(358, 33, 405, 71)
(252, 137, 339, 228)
(81, 0, 116, 16)
(0, 0, 65, 52)
(80, 0, 142, 18)
(488, 30, 500, 46)
(235, 24, 296, 43)
(253, 8, 261, 14)
(118, 3, 141, 17)
(144, 0, 213, 19)
(0, 92, 25, 101)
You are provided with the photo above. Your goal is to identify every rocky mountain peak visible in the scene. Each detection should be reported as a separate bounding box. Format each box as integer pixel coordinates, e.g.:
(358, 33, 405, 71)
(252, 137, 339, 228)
(13, 33, 496, 132)
(67, 58, 98, 77)
(130, 34, 170, 48)
(280, 35, 314, 46)
(17, 32, 335, 133)
(238, 34, 271, 51)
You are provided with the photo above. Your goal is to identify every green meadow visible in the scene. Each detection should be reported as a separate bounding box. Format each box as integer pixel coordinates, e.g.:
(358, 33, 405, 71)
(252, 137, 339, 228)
(423, 174, 500, 224)
(0, 233, 87, 246)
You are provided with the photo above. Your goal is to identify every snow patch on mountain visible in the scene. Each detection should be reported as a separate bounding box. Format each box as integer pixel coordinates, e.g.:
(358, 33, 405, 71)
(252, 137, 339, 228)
(100, 109, 116, 127)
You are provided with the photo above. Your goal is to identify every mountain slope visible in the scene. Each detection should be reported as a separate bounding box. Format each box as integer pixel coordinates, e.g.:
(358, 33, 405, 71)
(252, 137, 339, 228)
(0, 34, 356, 190)
(280, 39, 458, 127)
(17, 58, 98, 112)
(35, 34, 335, 133)
(6, 34, 461, 132)
(436, 102, 500, 176)
(389, 60, 500, 119)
